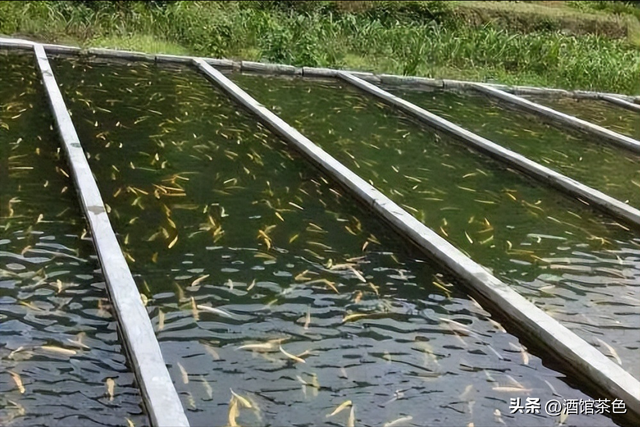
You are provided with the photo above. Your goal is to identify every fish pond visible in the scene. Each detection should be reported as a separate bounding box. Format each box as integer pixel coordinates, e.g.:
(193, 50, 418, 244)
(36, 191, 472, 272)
(45, 56, 626, 426)
(0, 51, 147, 426)
(523, 95, 640, 142)
(230, 73, 640, 383)
(383, 86, 640, 210)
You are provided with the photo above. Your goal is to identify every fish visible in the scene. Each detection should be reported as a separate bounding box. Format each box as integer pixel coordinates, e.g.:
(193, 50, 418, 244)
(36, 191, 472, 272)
(479, 235, 494, 245)
(106, 378, 115, 401)
(339, 367, 349, 380)
(459, 384, 474, 400)
(487, 318, 505, 333)
(309, 373, 320, 397)
(280, 345, 306, 363)
(347, 405, 355, 427)
(368, 282, 379, 296)
(230, 389, 252, 409)
(166, 216, 177, 230)
(353, 291, 363, 304)
(66, 332, 90, 350)
(305, 278, 339, 293)
(544, 380, 561, 397)
(8, 346, 25, 359)
(465, 231, 474, 244)
(237, 342, 276, 351)
(10, 371, 25, 394)
(126, 419, 135, 427)
(342, 313, 371, 323)
(168, 234, 178, 249)
(174, 282, 185, 301)
(492, 386, 532, 392)
(178, 362, 189, 384)
(157, 310, 165, 331)
(304, 306, 311, 329)
(509, 342, 529, 365)
(349, 267, 366, 283)
(191, 297, 199, 321)
(559, 408, 569, 426)
(432, 280, 452, 297)
(228, 397, 239, 427)
(201, 376, 213, 399)
(41, 345, 77, 356)
(486, 345, 504, 360)
(295, 270, 311, 282)
(383, 416, 413, 427)
(197, 305, 236, 318)
(247, 279, 256, 291)
(596, 338, 622, 365)
(327, 400, 352, 418)
(203, 343, 221, 360)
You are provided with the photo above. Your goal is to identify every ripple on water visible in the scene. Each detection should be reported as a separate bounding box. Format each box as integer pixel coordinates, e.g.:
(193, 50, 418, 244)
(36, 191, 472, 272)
(50, 56, 624, 426)
(0, 51, 147, 426)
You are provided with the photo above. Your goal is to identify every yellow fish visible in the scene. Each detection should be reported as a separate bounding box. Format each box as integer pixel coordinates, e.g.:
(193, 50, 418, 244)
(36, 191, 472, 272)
(280, 345, 306, 363)
(327, 400, 352, 418)
(10, 371, 25, 394)
(106, 378, 115, 401)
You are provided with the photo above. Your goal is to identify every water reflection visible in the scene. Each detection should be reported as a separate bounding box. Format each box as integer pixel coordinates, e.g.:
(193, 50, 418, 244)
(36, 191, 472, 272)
(524, 95, 640, 141)
(51, 56, 620, 426)
(0, 51, 147, 426)
(385, 87, 640, 209)
(230, 73, 640, 383)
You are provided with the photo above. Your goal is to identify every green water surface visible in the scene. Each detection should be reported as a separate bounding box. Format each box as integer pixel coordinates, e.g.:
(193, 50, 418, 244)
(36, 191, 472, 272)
(0, 51, 147, 426)
(385, 87, 640, 209)
(231, 73, 640, 384)
(48, 57, 621, 427)
(525, 95, 640, 141)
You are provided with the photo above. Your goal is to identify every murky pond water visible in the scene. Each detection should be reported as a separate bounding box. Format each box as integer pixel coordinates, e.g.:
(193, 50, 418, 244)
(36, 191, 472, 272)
(48, 57, 624, 426)
(0, 51, 147, 426)
(523, 95, 640, 141)
(383, 87, 640, 209)
(230, 73, 640, 384)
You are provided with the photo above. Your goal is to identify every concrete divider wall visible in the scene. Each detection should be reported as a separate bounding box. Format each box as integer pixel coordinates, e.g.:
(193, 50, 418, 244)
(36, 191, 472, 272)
(31, 43, 190, 427)
(2, 36, 638, 102)
(473, 83, 640, 154)
(600, 94, 640, 113)
(193, 58, 640, 419)
(2, 35, 639, 422)
(337, 71, 640, 230)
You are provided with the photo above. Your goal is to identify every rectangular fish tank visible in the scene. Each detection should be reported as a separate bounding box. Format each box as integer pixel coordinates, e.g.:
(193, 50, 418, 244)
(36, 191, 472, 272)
(1, 45, 637, 427)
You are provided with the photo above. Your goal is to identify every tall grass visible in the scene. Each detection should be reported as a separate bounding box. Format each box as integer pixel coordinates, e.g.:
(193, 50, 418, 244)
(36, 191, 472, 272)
(1, 1, 639, 94)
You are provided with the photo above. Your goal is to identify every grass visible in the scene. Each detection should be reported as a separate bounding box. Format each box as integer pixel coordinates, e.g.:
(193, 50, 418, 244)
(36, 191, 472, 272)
(455, 1, 637, 40)
(1, 1, 639, 94)
(91, 34, 189, 55)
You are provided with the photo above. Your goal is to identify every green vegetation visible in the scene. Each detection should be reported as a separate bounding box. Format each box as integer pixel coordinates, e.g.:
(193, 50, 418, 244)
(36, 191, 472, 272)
(1, 1, 639, 94)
